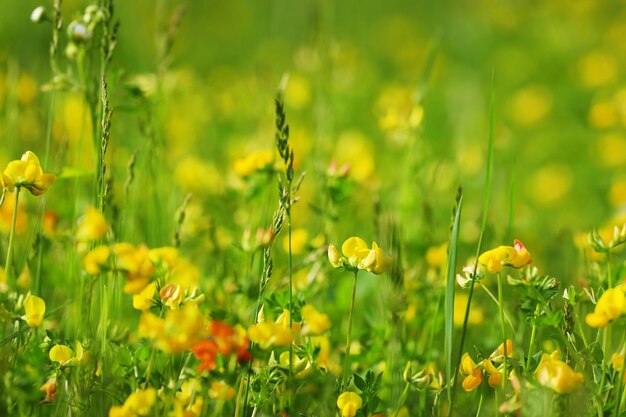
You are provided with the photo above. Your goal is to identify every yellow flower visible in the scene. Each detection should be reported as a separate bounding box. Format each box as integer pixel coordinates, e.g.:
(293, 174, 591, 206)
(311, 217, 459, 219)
(83, 245, 111, 275)
(2, 151, 56, 196)
(76, 207, 108, 242)
(132, 282, 157, 311)
(233, 150, 275, 177)
(49, 341, 89, 367)
(49, 344, 74, 363)
(460, 340, 513, 392)
(611, 353, 626, 383)
(460, 353, 483, 392)
(426, 243, 447, 269)
(23, 293, 45, 328)
(248, 309, 297, 349)
(283, 228, 308, 255)
(585, 286, 626, 328)
(208, 380, 235, 401)
(534, 350, 583, 394)
(109, 387, 157, 417)
(478, 239, 532, 273)
(138, 304, 207, 353)
(329, 237, 393, 274)
(113, 243, 155, 294)
(337, 391, 362, 417)
(302, 304, 331, 335)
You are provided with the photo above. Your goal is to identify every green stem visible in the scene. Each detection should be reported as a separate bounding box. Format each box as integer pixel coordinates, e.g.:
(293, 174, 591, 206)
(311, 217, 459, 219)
(526, 304, 540, 371)
(497, 272, 508, 394)
(287, 204, 294, 407)
(393, 382, 410, 417)
(475, 379, 486, 417)
(342, 270, 358, 388)
(4, 187, 21, 285)
(614, 343, 626, 417)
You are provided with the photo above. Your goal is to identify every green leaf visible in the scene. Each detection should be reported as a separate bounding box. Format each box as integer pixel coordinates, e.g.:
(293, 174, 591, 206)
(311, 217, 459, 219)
(445, 192, 463, 406)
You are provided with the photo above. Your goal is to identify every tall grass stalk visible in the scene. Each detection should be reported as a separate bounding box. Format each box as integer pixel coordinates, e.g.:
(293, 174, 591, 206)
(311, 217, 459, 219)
(449, 70, 496, 416)
(445, 190, 463, 405)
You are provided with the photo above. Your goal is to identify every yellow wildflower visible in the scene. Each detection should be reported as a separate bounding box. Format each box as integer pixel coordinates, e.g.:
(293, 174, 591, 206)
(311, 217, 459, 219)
(138, 304, 207, 353)
(113, 243, 155, 294)
(534, 350, 583, 394)
(109, 387, 157, 417)
(585, 286, 626, 328)
(611, 353, 626, 382)
(2, 151, 56, 196)
(76, 207, 108, 243)
(478, 239, 532, 273)
(233, 150, 275, 177)
(208, 380, 235, 401)
(336, 391, 363, 417)
(460, 353, 482, 392)
(329, 237, 393, 274)
(248, 309, 298, 349)
(23, 293, 45, 328)
(132, 282, 157, 311)
(83, 245, 111, 275)
(283, 228, 308, 255)
(49, 341, 89, 367)
(426, 243, 447, 269)
(302, 304, 331, 335)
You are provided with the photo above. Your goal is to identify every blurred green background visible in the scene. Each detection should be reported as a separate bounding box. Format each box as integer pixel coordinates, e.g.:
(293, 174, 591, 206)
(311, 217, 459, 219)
(1, 0, 626, 279)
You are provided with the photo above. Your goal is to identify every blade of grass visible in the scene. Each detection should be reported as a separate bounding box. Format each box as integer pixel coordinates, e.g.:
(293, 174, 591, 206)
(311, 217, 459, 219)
(445, 190, 463, 405)
(449, 69, 496, 416)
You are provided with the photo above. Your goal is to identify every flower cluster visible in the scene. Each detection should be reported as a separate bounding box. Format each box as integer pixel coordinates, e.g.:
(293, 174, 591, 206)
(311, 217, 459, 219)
(328, 237, 392, 274)
(192, 320, 251, 372)
(477, 239, 532, 274)
(460, 340, 513, 391)
(247, 308, 299, 349)
(585, 285, 626, 328)
(138, 304, 207, 353)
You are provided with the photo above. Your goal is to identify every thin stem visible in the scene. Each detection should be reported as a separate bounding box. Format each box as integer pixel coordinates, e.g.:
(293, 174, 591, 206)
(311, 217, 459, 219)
(497, 272, 508, 393)
(526, 304, 540, 371)
(475, 379, 486, 417)
(287, 205, 294, 407)
(4, 187, 21, 285)
(342, 269, 359, 388)
(393, 382, 410, 417)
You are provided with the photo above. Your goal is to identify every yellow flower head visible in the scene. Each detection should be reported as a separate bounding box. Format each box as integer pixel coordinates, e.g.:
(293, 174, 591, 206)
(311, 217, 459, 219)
(208, 380, 235, 401)
(2, 151, 56, 196)
(233, 150, 275, 177)
(248, 309, 299, 349)
(138, 304, 207, 353)
(109, 387, 157, 417)
(76, 207, 108, 243)
(585, 286, 626, 328)
(132, 282, 157, 311)
(329, 237, 393, 274)
(83, 245, 111, 275)
(478, 239, 532, 273)
(534, 350, 583, 394)
(49, 341, 89, 367)
(302, 304, 331, 335)
(23, 293, 45, 328)
(460, 353, 482, 392)
(336, 391, 363, 417)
